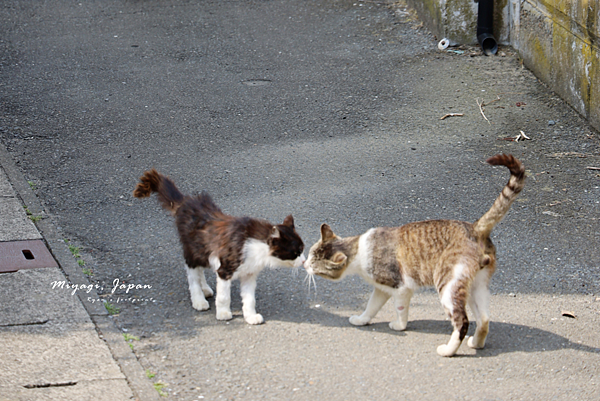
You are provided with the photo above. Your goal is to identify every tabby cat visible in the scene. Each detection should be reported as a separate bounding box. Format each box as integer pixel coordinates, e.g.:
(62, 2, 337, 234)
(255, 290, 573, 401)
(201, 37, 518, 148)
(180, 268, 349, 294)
(133, 170, 305, 325)
(304, 154, 525, 356)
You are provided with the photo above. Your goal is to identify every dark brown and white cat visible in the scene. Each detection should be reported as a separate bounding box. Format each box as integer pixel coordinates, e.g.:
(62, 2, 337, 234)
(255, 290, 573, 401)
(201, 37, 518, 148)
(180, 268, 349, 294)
(133, 170, 305, 324)
(304, 154, 525, 356)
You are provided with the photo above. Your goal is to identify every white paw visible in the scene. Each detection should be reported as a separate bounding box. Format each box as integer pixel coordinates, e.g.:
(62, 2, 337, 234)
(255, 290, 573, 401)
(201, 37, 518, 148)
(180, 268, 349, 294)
(436, 344, 457, 357)
(349, 315, 370, 326)
(389, 320, 407, 331)
(467, 336, 485, 349)
(202, 286, 214, 298)
(245, 314, 264, 325)
(216, 309, 233, 321)
(191, 298, 210, 311)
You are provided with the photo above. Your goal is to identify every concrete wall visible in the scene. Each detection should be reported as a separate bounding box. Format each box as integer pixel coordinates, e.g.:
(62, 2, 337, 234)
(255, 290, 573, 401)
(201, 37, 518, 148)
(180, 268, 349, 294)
(406, 0, 511, 45)
(407, 0, 600, 131)
(516, 0, 600, 130)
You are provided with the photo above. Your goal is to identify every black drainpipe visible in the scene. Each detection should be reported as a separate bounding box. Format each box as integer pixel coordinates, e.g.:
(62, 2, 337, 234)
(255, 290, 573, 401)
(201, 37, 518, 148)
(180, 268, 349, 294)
(477, 0, 498, 55)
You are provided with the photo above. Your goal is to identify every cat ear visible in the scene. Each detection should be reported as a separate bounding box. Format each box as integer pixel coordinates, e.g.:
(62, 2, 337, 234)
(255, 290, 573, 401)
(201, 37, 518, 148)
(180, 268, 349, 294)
(320, 223, 336, 242)
(283, 215, 294, 227)
(271, 226, 280, 239)
(331, 252, 347, 266)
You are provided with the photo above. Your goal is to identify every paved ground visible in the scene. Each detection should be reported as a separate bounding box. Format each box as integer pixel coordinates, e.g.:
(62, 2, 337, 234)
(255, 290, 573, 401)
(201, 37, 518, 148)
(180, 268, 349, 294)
(0, 157, 158, 400)
(1, 0, 599, 400)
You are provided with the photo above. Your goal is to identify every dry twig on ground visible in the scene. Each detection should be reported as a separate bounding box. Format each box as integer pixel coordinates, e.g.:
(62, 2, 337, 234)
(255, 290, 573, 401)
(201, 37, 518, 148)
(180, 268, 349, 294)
(440, 113, 463, 120)
(476, 98, 490, 124)
(482, 96, 501, 107)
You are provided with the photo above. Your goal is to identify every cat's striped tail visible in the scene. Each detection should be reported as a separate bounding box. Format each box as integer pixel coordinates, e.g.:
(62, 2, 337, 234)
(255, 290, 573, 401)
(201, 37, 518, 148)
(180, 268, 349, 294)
(472, 154, 525, 237)
(133, 169, 185, 214)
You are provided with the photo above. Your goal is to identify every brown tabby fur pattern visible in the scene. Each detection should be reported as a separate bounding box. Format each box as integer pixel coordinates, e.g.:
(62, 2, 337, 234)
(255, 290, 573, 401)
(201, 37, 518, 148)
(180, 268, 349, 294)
(304, 154, 525, 356)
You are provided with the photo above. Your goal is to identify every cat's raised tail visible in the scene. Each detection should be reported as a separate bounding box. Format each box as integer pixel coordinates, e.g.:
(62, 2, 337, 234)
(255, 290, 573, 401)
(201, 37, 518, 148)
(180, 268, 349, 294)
(472, 154, 525, 237)
(133, 169, 185, 214)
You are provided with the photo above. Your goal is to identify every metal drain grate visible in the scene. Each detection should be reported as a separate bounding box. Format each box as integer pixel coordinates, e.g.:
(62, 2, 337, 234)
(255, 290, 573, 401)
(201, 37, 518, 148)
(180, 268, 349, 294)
(0, 240, 58, 273)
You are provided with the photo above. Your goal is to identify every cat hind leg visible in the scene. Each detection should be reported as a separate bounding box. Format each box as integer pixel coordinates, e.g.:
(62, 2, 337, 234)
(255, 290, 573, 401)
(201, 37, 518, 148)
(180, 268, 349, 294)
(389, 287, 413, 331)
(350, 288, 390, 326)
(437, 279, 469, 357)
(467, 271, 491, 349)
(186, 265, 210, 311)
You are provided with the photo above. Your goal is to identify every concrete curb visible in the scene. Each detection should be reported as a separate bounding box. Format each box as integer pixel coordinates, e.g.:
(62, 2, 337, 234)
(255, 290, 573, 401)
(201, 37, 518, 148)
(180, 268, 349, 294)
(0, 144, 161, 401)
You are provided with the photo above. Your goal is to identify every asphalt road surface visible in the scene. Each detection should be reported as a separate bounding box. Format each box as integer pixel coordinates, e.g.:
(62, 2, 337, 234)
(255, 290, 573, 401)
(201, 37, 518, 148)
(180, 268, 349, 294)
(1, 0, 599, 399)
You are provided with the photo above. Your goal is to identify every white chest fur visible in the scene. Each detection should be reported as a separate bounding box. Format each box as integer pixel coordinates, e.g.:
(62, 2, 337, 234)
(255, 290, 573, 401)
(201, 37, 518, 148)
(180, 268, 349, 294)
(231, 239, 271, 279)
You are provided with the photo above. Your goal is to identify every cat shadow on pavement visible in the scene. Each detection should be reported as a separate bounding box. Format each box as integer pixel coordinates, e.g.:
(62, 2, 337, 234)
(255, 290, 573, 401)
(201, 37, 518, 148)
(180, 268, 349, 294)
(114, 268, 599, 359)
(321, 316, 600, 358)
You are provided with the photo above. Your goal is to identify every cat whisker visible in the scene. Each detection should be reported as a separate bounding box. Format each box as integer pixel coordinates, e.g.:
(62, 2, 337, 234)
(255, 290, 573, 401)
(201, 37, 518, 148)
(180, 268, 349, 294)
(303, 272, 317, 295)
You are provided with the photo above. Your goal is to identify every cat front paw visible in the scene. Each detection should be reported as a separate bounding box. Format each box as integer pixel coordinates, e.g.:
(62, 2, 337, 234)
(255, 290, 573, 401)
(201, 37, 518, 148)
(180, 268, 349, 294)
(191, 297, 210, 311)
(216, 309, 233, 321)
(389, 320, 407, 331)
(244, 314, 264, 325)
(436, 343, 458, 357)
(202, 286, 214, 298)
(349, 315, 370, 326)
(467, 336, 485, 349)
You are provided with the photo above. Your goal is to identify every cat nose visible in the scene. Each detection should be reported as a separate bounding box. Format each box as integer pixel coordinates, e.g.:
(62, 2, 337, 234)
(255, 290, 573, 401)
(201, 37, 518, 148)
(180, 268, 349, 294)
(300, 254, 306, 263)
(295, 253, 306, 267)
